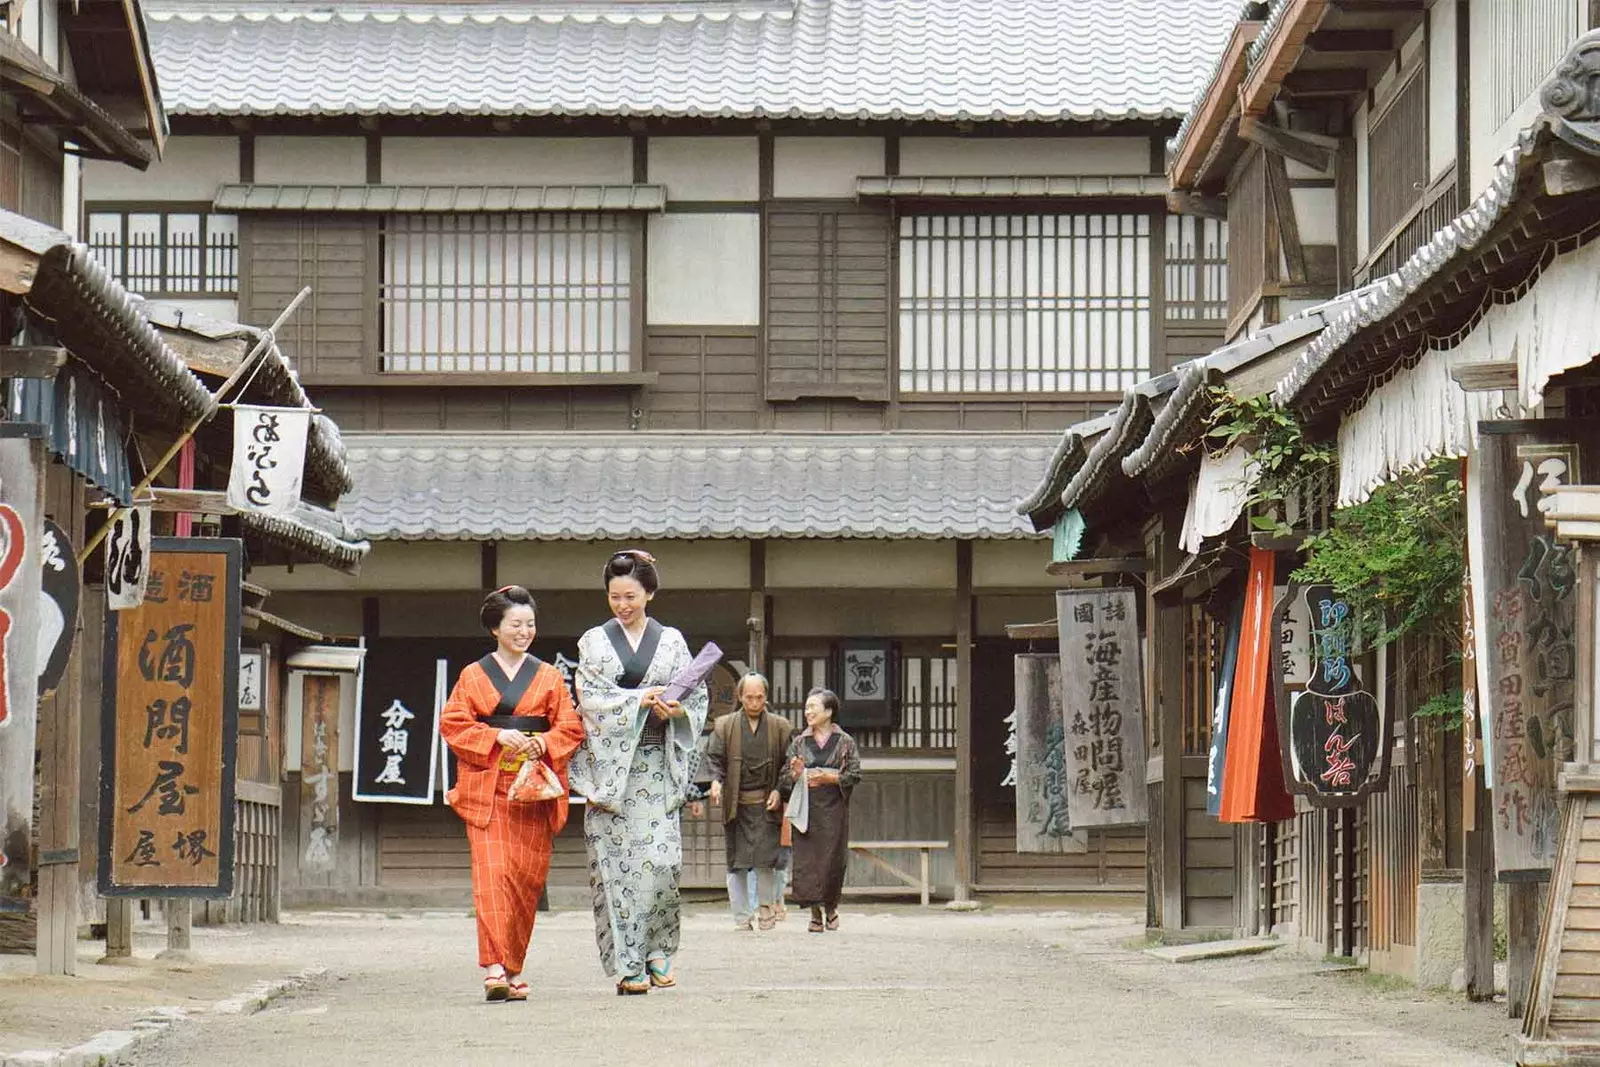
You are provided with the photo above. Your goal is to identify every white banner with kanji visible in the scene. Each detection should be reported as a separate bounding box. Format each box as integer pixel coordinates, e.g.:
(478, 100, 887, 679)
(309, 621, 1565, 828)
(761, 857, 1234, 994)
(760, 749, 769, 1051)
(226, 405, 311, 516)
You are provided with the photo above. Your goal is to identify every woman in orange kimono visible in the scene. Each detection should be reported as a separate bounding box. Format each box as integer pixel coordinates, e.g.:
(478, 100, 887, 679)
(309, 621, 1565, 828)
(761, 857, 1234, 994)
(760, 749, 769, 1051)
(441, 586, 585, 1002)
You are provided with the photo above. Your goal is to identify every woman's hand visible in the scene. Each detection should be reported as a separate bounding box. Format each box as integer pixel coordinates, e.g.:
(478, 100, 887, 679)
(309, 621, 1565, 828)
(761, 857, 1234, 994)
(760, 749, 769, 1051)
(687, 800, 705, 818)
(765, 789, 782, 812)
(807, 768, 838, 785)
(497, 729, 534, 756)
(788, 756, 807, 780)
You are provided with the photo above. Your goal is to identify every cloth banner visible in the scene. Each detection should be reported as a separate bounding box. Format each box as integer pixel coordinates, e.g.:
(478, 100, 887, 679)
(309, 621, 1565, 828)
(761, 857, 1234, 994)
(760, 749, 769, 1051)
(1219, 548, 1295, 824)
(226, 405, 311, 516)
(105, 505, 152, 611)
(1205, 596, 1245, 817)
(1181, 447, 1257, 554)
(785, 772, 809, 834)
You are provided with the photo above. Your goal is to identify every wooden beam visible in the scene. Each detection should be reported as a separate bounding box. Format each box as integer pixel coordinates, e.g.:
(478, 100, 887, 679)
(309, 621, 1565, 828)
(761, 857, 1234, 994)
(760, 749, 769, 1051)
(1306, 28, 1394, 52)
(1281, 69, 1371, 97)
(1238, 116, 1336, 171)
(1450, 360, 1518, 392)
(1045, 556, 1146, 576)
(953, 540, 975, 903)
(1331, 0, 1423, 9)
(1265, 152, 1308, 285)
(1165, 190, 1227, 220)
(0, 346, 64, 379)
(1003, 620, 1057, 641)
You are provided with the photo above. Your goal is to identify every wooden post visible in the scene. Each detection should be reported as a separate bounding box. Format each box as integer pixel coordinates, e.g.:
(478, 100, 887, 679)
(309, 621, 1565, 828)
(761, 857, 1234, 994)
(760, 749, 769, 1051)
(1463, 766, 1496, 1001)
(35, 540, 84, 975)
(1507, 880, 1547, 1018)
(1149, 513, 1187, 932)
(159, 898, 193, 961)
(748, 541, 767, 672)
(953, 540, 976, 903)
(101, 898, 133, 963)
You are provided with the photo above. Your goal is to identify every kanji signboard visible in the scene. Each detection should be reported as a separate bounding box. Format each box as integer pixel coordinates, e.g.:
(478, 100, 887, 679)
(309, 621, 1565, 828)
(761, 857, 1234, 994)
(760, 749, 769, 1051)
(1012, 653, 1087, 852)
(1055, 588, 1148, 827)
(99, 538, 240, 897)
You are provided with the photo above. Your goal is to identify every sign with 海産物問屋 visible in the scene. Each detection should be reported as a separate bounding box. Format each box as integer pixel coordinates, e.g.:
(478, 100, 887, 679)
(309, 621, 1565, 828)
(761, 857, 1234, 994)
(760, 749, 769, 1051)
(1056, 589, 1148, 828)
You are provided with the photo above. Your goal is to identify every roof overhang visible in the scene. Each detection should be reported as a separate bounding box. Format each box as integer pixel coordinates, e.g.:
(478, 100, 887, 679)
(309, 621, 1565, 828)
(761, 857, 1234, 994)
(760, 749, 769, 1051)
(213, 183, 667, 213)
(61, 0, 168, 158)
(1167, 20, 1263, 191)
(0, 30, 151, 168)
(856, 175, 1168, 201)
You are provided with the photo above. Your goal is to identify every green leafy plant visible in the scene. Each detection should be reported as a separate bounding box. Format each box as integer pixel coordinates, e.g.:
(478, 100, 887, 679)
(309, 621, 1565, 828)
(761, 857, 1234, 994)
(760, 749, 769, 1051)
(1204, 387, 1335, 537)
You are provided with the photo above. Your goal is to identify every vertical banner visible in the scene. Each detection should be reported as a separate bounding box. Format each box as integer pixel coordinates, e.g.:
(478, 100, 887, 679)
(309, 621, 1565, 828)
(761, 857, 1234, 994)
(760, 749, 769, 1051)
(1013, 654, 1086, 852)
(1056, 588, 1148, 827)
(1205, 597, 1245, 817)
(1477, 422, 1590, 878)
(104, 506, 152, 611)
(1271, 583, 1389, 806)
(300, 674, 340, 872)
(1462, 567, 1482, 833)
(353, 641, 441, 804)
(99, 538, 240, 897)
(226, 405, 311, 516)
(0, 439, 43, 914)
(37, 519, 79, 695)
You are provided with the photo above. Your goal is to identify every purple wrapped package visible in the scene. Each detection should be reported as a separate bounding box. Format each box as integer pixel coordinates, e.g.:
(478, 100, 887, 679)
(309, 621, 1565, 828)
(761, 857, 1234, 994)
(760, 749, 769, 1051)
(660, 642, 722, 704)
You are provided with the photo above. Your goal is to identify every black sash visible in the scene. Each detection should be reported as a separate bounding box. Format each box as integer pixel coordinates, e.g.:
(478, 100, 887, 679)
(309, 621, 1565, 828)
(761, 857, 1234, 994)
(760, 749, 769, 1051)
(604, 618, 663, 689)
(479, 653, 544, 721)
(484, 715, 551, 732)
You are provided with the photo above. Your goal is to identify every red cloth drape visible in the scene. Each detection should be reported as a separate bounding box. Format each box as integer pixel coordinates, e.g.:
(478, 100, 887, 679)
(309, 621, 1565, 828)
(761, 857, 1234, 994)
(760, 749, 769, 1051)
(1219, 547, 1296, 823)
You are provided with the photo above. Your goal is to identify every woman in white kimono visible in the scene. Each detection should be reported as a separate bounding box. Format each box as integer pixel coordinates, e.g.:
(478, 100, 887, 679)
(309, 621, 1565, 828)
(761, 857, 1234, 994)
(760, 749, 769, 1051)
(570, 550, 709, 995)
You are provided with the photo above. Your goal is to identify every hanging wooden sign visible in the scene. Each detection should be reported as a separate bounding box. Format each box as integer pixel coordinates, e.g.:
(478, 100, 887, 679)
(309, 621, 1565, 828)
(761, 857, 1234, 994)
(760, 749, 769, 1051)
(104, 505, 151, 611)
(1476, 421, 1595, 879)
(1012, 653, 1087, 853)
(99, 538, 241, 897)
(0, 439, 43, 915)
(1270, 582, 1391, 807)
(1055, 588, 1148, 827)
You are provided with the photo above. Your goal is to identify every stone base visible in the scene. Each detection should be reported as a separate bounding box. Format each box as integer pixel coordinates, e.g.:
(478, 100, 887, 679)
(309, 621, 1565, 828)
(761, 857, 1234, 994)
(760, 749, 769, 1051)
(1416, 879, 1466, 989)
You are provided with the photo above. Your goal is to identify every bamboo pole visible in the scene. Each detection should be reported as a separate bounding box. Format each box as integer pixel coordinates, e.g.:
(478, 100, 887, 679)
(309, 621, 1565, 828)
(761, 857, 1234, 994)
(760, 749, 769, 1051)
(77, 287, 311, 566)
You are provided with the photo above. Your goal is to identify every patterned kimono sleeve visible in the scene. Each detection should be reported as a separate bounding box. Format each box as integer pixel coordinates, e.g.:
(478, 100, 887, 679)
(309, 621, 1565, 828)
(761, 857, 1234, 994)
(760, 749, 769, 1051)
(778, 733, 805, 797)
(659, 628, 711, 805)
(570, 627, 649, 807)
(837, 734, 863, 796)
(539, 669, 587, 769)
(439, 669, 499, 770)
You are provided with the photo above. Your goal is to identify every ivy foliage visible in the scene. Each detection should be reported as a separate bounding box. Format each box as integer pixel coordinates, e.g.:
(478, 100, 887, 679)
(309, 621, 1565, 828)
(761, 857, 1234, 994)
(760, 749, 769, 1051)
(1204, 387, 1335, 535)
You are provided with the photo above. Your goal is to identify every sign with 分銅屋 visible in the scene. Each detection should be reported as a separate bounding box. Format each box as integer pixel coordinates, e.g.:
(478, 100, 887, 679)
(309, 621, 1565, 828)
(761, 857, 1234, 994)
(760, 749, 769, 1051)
(354, 640, 439, 804)
(1056, 588, 1148, 828)
(99, 538, 240, 897)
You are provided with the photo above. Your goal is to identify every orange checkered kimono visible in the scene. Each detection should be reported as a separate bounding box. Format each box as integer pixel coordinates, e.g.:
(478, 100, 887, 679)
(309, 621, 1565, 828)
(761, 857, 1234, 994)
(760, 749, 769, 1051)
(441, 654, 585, 975)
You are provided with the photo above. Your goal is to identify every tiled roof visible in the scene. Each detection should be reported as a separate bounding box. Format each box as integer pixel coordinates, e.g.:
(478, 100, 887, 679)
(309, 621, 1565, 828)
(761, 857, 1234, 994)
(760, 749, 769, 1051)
(857, 175, 1168, 199)
(144, 0, 1243, 123)
(343, 431, 1058, 540)
(213, 183, 666, 213)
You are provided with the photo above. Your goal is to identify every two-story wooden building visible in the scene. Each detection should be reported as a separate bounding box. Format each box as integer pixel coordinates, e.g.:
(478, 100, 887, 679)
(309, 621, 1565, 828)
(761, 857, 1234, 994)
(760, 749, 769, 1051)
(89, 0, 1248, 907)
(1020, 0, 1600, 1000)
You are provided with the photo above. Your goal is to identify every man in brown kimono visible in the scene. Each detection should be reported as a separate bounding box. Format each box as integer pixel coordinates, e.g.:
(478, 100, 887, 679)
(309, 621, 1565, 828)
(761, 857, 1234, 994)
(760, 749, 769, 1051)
(707, 672, 795, 930)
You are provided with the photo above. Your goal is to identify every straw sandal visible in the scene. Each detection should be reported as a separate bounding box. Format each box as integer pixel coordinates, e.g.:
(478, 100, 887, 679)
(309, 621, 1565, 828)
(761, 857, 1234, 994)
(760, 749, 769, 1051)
(506, 977, 528, 1002)
(616, 973, 650, 996)
(808, 906, 825, 933)
(484, 972, 510, 1002)
(825, 910, 840, 932)
(647, 959, 677, 988)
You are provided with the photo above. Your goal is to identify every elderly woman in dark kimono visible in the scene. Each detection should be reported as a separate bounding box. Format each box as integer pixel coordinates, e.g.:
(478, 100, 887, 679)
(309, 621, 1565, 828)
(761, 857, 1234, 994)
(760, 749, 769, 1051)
(779, 687, 862, 933)
(570, 550, 709, 995)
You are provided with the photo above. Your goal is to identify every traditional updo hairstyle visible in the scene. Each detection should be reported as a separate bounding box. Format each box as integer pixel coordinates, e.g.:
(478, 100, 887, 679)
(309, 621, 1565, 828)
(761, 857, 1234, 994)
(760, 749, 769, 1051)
(806, 686, 841, 724)
(480, 585, 537, 633)
(602, 549, 660, 594)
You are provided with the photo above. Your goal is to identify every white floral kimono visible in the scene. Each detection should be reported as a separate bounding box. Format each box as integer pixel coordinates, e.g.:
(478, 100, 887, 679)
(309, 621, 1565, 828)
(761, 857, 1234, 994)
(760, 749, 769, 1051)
(570, 618, 709, 978)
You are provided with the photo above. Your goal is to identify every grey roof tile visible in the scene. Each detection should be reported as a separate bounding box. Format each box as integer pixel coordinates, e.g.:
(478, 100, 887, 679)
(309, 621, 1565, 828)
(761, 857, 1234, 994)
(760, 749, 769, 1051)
(342, 431, 1058, 540)
(213, 183, 666, 213)
(145, 0, 1243, 122)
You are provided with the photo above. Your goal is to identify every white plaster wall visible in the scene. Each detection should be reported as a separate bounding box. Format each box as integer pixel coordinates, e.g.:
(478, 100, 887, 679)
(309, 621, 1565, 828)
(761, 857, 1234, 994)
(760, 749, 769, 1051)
(1354, 101, 1371, 263)
(84, 136, 239, 201)
(1467, 0, 1584, 196)
(972, 539, 1051, 588)
(773, 137, 885, 198)
(899, 137, 1151, 177)
(380, 137, 632, 186)
(648, 137, 758, 200)
(767, 540, 954, 589)
(498, 539, 749, 591)
(646, 213, 760, 326)
(61, 154, 79, 235)
(19, 0, 58, 70)
(1429, 0, 1460, 181)
(976, 593, 1059, 637)
(1290, 187, 1339, 246)
(256, 136, 367, 185)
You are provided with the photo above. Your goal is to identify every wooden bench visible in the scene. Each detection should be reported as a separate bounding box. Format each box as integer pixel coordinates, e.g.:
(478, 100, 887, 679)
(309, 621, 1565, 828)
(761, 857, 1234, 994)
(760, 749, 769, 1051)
(848, 840, 950, 906)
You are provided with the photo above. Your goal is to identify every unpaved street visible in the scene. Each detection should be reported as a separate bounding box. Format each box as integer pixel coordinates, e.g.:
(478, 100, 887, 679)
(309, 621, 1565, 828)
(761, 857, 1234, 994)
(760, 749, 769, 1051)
(120, 902, 1513, 1066)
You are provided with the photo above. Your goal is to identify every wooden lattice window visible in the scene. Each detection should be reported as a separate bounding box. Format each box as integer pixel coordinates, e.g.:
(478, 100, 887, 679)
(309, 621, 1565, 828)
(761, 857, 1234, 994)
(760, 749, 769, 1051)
(897, 212, 1153, 394)
(770, 649, 956, 752)
(1164, 215, 1228, 322)
(378, 212, 639, 374)
(87, 205, 239, 296)
(1367, 66, 1429, 252)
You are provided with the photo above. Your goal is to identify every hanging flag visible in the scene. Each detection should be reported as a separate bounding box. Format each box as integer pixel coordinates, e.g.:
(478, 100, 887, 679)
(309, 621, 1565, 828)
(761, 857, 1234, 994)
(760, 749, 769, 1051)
(37, 519, 80, 694)
(1218, 547, 1295, 824)
(226, 405, 311, 516)
(105, 505, 152, 611)
(1205, 595, 1245, 817)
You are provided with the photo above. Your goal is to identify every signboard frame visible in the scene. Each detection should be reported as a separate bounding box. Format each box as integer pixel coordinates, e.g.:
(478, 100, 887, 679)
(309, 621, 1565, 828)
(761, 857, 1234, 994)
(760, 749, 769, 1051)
(98, 537, 241, 899)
